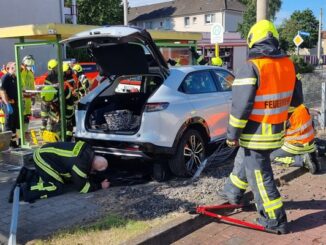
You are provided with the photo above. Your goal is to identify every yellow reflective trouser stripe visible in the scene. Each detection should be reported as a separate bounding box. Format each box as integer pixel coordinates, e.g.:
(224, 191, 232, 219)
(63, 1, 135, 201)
(72, 165, 87, 178)
(33, 150, 64, 183)
(263, 197, 283, 213)
(274, 157, 294, 165)
(66, 105, 74, 110)
(41, 111, 48, 117)
(61, 172, 72, 178)
(255, 170, 284, 219)
(230, 173, 248, 190)
(232, 78, 257, 86)
(229, 115, 247, 129)
(80, 182, 90, 193)
(31, 182, 57, 191)
(281, 142, 316, 154)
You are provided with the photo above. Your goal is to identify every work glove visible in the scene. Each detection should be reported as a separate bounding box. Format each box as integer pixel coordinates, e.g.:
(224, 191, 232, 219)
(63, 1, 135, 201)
(226, 138, 239, 148)
(6, 104, 13, 115)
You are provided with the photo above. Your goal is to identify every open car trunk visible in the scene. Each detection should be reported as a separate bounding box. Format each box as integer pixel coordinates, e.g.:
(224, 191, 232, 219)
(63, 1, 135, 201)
(86, 74, 163, 134)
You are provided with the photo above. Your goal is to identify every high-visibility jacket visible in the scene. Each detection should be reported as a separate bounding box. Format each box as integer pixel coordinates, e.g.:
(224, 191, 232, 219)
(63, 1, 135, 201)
(248, 58, 295, 124)
(21, 68, 35, 115)
(282, 104, 315, 154)
(33, 141, 100, 193)
(228, 56, 298, 150)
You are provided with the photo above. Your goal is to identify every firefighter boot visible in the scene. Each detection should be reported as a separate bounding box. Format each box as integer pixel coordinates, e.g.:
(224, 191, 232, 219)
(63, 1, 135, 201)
(303, 154, 317, 174)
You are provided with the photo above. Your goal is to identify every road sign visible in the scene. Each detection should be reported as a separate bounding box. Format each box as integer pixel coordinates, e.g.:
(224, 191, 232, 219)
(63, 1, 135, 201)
(293, 34, 304, 47)
(211, 23, 224, 44)
(299, 31, 310, 37)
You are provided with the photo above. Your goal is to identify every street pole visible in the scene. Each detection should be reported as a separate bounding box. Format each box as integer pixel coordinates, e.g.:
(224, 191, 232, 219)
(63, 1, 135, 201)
(123, 0, 128, 25)
(257, 0, 268, 22)
(72, 0, 77, 24)
(317, 8, 323, 64)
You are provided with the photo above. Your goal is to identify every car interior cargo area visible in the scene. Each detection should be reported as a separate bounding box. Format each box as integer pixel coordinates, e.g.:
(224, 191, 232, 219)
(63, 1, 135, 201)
(86, 75, 163, 134)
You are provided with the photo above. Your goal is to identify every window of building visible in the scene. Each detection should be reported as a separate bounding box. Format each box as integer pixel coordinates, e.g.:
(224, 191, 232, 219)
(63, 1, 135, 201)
(205, 14, 216, 24)
(184, 17, 190, 26)
(193, 17, 197, 24)
(179, 71, 217, 94)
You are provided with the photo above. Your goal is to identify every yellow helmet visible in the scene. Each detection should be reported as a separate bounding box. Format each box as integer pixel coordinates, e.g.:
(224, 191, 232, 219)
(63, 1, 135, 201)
(41, 85, 57, 102)
(48, 59, 58, 70)
(211, 57, 223, 66)
(63, 63, 70, 73)
(247, 20, 279, 48)
(72, 64, 83, 73)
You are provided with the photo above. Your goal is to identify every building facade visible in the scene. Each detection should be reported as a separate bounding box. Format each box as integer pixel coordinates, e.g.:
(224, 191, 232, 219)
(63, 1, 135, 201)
(0, 0, 66, 74)
(129, 0, 247, 72)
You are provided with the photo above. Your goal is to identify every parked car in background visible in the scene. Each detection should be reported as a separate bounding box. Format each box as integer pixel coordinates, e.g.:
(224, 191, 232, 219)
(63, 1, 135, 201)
(62, 26, 234, 179)
(34, 62, 98, 87)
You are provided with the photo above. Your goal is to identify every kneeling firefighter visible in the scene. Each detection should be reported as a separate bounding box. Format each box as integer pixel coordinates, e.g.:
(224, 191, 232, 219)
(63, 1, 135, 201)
(8, 141, 110, 203)
(270, 104, 319, 174)
(219, 20, 303, 234)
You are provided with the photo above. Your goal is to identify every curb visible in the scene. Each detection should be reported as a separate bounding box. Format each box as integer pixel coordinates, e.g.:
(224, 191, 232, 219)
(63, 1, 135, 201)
(125, 167, 307, 245)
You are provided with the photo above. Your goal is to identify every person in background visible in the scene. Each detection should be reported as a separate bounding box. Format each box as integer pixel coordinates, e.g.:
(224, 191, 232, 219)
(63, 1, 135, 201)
(72, 64, 90, 98)
(0, 62, 19, 147)
(45, 59, 59, 85)
(190, 47, 208, 65)
(21, 55, 36, 142)
(270, 104, 319, 174)
(211, 57, 223, 67)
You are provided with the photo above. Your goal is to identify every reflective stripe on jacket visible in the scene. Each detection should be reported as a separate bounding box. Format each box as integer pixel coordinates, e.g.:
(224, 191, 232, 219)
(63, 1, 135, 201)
(249, 57, 296, 124)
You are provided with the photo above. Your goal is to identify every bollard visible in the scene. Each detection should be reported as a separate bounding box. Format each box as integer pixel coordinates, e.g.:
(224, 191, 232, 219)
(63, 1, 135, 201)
(8, 186, 20, 245)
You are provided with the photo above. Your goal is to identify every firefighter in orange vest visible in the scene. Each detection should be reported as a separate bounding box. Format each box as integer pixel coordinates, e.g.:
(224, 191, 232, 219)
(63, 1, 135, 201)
(270, 104, 318, 174)
(218, 20, 303, 234)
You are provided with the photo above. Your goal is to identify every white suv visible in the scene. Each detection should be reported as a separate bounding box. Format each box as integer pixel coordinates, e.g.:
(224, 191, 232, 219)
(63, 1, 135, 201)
(62, 26, 234, 178)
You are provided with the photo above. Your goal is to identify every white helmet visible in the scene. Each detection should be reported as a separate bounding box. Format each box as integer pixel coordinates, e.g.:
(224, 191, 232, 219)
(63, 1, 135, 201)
(22, 55, 35, 67)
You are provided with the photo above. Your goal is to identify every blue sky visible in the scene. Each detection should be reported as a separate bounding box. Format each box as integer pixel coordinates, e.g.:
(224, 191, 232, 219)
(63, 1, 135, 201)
(275, 0, 326, 26)
(129, 0, 326, 28)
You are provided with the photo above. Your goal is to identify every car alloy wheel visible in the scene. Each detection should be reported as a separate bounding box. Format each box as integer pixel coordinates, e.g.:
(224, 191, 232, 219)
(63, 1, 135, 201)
(183, 133, 206, 176)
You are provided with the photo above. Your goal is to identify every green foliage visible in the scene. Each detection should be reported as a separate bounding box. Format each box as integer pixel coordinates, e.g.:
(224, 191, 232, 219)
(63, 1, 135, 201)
(77, 0, 123, 25)
(290, 55, 314, 74)
(238, 0, 282, 39)
(278, 9, 319, 52)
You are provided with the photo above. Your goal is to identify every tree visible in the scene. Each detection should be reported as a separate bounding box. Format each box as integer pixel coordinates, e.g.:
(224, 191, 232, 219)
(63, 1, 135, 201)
(77, 0, 123, 25)
(238, 0, 282, 38)
(278, 9, 319, 52)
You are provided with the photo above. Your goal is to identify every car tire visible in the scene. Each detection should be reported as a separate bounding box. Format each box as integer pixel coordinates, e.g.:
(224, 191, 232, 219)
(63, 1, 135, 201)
(169, 129, 207, 177)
